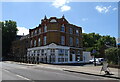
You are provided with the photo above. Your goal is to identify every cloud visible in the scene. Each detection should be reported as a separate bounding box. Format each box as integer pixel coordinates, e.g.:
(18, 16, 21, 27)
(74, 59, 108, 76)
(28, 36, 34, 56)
(95, 5, 111, 13)
(52, 0, 71, 12)
(113, 7, 117, 11)
(82, 18, 88, 21)
(17, 27, 29, 35)
(61, 5, 71, 12)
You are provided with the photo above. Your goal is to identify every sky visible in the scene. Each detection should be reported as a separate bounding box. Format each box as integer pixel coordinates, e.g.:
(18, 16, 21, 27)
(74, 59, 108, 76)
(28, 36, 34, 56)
(1, 0, 118, 38)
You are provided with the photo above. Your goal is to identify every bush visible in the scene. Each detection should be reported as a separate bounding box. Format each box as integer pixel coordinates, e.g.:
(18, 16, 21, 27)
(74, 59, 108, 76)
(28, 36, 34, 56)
(105, 47, 120, 65)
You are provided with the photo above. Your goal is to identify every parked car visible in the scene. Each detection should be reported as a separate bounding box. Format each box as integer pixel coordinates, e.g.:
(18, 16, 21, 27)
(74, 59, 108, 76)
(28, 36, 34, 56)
(89, 58, 104, 65)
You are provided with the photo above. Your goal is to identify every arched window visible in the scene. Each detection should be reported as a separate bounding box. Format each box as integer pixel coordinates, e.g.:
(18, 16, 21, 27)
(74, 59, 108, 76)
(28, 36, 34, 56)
(50, 19, 57, 22)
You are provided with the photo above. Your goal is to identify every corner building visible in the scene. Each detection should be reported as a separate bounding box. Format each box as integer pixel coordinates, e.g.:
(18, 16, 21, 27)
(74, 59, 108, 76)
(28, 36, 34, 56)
(27, 16, 83, 64)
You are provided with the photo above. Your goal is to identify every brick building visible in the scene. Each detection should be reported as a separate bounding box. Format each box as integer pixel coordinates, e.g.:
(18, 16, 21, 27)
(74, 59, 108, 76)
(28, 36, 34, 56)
(27, 16, 83, 64)
(11, 35, 30, 62)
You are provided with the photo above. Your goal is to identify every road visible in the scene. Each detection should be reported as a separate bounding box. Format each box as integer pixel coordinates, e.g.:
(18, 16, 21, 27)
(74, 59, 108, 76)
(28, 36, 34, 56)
(0, 61, 119, 81)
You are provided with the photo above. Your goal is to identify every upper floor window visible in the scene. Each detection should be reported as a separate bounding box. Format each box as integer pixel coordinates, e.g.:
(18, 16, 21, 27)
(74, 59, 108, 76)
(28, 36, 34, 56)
(31, 32, 33, 36)
(61, 36, 65, 45)
(70, 37, 73, 46)
(38, 38, 41, 46)
(44, 25, 47, 32)
(60, 24, 65, 32)
(76, 38, 79, 46)
(35, 30, 37, 35)
(44, 36, 46, 45)
(34, 40, 36, 47)
(69, 28, 73, 34)
(30, 40, 32, 47)
(76, 29, 79, 35)
(39, 29, 41, 34)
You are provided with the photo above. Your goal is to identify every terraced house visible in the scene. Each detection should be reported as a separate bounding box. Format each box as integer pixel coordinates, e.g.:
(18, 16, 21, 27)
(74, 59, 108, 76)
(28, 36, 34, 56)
(27, 16, 83, 64)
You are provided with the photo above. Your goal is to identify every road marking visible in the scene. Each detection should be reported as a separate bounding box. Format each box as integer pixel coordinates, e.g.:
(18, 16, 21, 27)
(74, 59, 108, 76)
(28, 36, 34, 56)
(2, 69, 10, 73)
(16, 74, 30, 80)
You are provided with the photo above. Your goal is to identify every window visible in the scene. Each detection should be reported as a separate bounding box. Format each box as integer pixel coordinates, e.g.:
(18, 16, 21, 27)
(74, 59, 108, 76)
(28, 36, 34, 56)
(70, 37, 73, 46)
(60, 24, 65, 32)
(76, 29, 79, 35)
(33, 31, 35, 35)
(31, 32, 33, 36)
(69, 28, 73, 34)
(50, 19, 57, 22)
(44, 36, 46, 45)
(30, 40, 32, 47)
(35, 30, 37, 35)
(65, 50, 68, 56)
(44, 25, 47, 32)
(76, 38, 79, 46)
(61, 36, 65, 45)
(38, 38, 41, 46)
(34, 40, 36, 47)
(39, 29, 41, 34)
(65, 58, 68, 62)
(58, 49, 64, 56)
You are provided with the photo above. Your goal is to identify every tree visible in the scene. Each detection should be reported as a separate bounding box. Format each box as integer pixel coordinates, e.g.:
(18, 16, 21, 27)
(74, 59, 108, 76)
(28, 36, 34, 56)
(82, 33, 116, 58)
(1, 20, 18, 59)
(105, 47, 120, 65)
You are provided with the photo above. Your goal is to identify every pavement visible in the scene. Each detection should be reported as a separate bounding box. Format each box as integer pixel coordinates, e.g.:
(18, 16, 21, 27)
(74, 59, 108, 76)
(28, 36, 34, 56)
(3, 61, 120, 80)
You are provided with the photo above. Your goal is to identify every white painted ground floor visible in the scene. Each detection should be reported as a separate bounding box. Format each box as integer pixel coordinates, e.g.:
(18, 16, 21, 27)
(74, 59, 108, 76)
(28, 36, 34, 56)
(27, 43, 83, 64)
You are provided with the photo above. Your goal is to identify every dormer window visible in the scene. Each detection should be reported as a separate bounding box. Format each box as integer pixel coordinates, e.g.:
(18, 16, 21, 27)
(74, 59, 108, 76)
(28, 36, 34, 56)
(50, 19, 57, 22)
(60, 24, 65, 32)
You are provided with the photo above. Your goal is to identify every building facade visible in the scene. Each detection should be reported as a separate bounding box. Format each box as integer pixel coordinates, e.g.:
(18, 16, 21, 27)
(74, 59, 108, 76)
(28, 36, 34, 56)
(11, 35, 30, 62)
(27, 16, 83, 64)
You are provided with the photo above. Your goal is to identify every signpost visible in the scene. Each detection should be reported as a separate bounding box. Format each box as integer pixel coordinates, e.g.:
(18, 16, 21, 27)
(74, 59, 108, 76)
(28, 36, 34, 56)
(92, 49, 97, 66)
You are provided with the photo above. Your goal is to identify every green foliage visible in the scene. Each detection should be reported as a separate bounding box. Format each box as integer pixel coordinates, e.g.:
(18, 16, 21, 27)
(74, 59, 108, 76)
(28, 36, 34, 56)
(83, 33, 116, 58)
(1, 20, 18, 59)
(105, 47, 120, 65)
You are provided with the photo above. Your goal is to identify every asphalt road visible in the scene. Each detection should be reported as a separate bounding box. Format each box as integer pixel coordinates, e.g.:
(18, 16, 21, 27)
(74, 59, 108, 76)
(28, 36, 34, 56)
(0, 61, 119, 81)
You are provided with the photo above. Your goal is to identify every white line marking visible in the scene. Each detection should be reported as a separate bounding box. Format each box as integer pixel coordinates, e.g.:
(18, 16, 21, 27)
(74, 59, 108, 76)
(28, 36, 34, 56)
(16, 75, 30, 80)
(2, 69, 10, 73)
